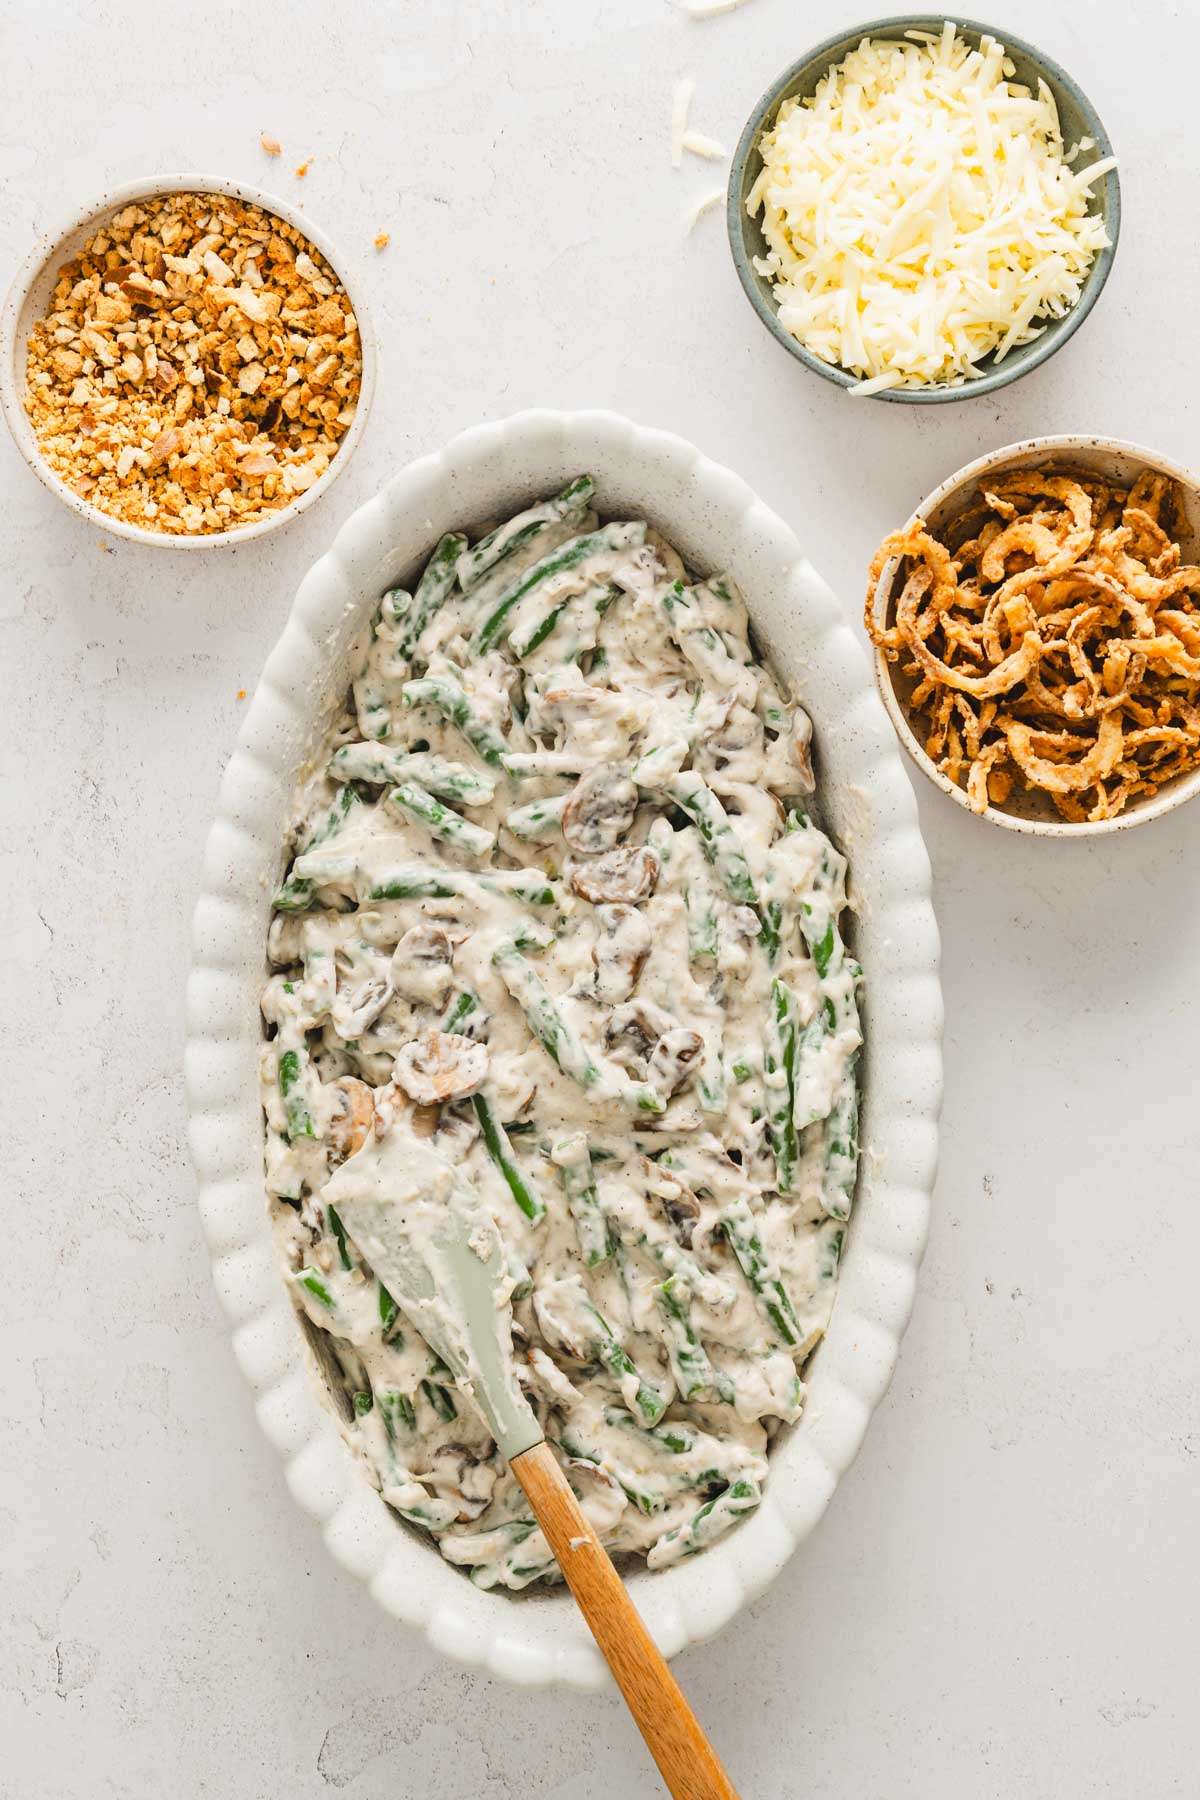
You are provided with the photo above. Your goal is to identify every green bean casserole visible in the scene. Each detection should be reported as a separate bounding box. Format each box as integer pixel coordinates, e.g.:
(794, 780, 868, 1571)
(261, 475, 863, 1588)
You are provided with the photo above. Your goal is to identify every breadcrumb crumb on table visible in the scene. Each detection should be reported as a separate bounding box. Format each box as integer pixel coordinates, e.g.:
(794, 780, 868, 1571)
(260, 134, 281, 156)
(373, 232, 390, 251)
(294, 160, 311, 178)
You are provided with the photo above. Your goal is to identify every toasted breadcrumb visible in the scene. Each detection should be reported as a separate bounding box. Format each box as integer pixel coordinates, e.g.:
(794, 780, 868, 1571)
(23, 190, 362, 534)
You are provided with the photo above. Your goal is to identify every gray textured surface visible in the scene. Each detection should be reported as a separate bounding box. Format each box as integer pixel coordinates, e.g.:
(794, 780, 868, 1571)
(2, 1, 1197, 1796)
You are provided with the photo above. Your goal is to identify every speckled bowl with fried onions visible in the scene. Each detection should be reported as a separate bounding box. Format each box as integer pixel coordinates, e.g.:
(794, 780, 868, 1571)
(868, 435, 1200, 834)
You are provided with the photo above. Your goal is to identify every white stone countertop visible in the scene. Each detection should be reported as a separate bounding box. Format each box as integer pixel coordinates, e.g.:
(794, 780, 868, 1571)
(2, 1, 1197, 1795)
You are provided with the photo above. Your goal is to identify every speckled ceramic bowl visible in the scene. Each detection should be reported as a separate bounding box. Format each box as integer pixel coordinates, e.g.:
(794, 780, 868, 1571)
(0, 173, 376, 547)
(728, 17, 1121, 403)
(869, 434, 1200, 834)
(186, 409, 942, 1689)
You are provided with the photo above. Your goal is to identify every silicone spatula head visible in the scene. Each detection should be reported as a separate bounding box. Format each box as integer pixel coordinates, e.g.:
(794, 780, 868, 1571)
(321, 1124, 543, 1462)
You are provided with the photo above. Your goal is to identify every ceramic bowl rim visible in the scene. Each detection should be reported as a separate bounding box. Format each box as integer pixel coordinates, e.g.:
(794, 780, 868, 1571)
(868, 432, 1200, 835)
(0, 171, 376, 547)
(726, 14, 1121, 404)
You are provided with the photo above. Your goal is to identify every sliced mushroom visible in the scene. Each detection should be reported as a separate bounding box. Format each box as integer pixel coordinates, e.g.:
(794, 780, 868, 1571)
(327, 1076, 376, 1160)
(561, 762, 639, 855)
(392, 1030, 489, 1105)
(267, 912, 304, 966)
(640, 1160, 702, 1244)
(563, 1457, 628, 1533)
(592, 904, 651, 1004)
(605, 998, 676, 1067)
(728, 905, 762, 941)
(568, 845, 660, 905)
(390, 923, 455, 1007)
(330, 972, 393, 1040)
(649, 1027, 705, 1096)
(762, 708, 816, 795)
(371, 1082, 456, 1143)
(427, 1444, 498, 1521)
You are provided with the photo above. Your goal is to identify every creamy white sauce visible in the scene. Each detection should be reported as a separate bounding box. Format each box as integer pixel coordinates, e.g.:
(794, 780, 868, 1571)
(261, 476, 862, 1589)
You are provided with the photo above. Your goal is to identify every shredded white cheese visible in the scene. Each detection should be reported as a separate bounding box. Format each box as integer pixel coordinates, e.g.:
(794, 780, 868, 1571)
(747, 23, 1117, 388)
(681, 129, 728, 162)
(680, 0, 755, 18)
(671, 77, 695, 168)
(686, 187, 725, 232)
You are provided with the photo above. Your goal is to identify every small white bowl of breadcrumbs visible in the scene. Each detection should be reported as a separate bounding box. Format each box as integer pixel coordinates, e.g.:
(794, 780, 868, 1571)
(0, 175, 375, 546)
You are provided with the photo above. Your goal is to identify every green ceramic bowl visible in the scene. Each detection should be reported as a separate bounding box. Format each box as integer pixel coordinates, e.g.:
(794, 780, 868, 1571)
(727, 16, 1121, 403)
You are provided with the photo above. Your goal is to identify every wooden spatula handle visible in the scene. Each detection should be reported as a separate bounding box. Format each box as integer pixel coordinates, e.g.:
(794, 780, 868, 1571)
(510, 1440, 741, 1800)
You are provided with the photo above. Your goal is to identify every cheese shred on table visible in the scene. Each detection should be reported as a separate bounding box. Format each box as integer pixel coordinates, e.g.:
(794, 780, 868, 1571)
(747, 22, 1117, 389)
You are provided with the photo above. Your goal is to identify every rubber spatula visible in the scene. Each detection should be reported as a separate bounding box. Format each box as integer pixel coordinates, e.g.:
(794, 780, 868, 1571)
(323, 1124, 741, 1800)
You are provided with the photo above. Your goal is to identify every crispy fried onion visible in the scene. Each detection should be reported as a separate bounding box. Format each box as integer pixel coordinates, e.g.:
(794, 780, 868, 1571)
(866, 468, 1200, 821)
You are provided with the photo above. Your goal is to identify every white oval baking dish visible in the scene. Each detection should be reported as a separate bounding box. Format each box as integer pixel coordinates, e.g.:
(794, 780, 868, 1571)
(185, 409, 942, 1690)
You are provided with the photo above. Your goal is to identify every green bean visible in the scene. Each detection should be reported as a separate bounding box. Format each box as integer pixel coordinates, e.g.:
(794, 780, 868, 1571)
(764, 979, 799, 1192)
(502, 749, 589, 778)
(397, 532, 467, 658)
(273, 785, 362, 910)
(458, 474, 595, 593)
(660, 583, 752, 689)
(326, 1203, 353, 1270)
(505, 1246, 534, 1302)
(817, 1220, 845, 1288)
(495, 988, 665, 1118)
(665, 773, 759, 908)
(505, 792, 568, 841)
(791, 1006, 831, 1131)
(473, 1093, 546, 1224)
(278, 1047, 316, 1141)
(758, 898, 783, 964)
(471, 522, 645, 655)
(509, 580, 620, 659)
(441, 989, 482, 1034)
(378, 1282, 402, 1340)
(479, 870, 560, 906)
(633, 738, 691, 788)
(330, 742, 496, 807)
(402, 676, 510, 766)
(363, 866, 463, 900)
(556, 1425, 662, 1516)
(379, 1388, 416, 1438)
(822, 1056, 859, 1221)
(697, 1050, 726, 1115)
(785, 816, 849, 978)
(684, 879, 718, 963)
(380, 586, 413, 625)
(295, 1268, 333, 1309)
(511, 917, 555, 952)
(553, 1132, 611, 1267)
(492, 943, 609, 1093)
(601, 1406, 696, 1457)
(649, 1476, 761, 1565)
(656, 1275, 716, 1401)
(385, 780, 495, 858)
(581, 1299, 668, 1424)
(421, 1379, 458, 1422)
(289, 854, 559, 908)
(720, 1195, 802, 1347)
